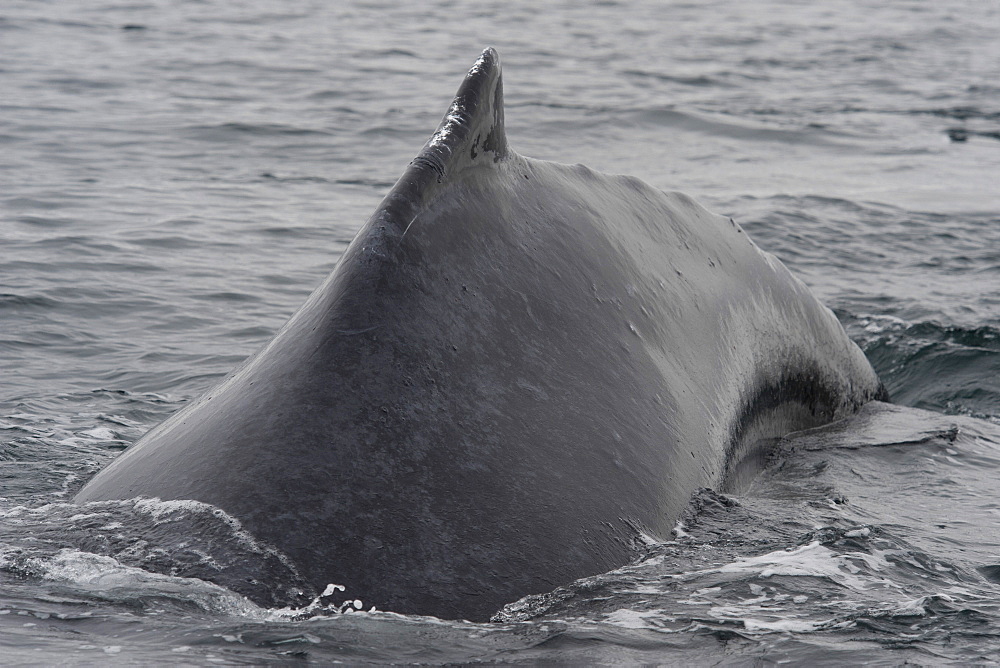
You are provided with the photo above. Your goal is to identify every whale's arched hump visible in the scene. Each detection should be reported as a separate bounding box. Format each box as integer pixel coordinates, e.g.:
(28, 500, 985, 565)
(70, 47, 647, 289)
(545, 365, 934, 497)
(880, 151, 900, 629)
(73, 48, 886, 622)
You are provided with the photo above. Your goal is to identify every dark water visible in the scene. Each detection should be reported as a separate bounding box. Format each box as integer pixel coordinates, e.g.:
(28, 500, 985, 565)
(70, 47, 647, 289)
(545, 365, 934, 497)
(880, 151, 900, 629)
(3, 0, 999, 663)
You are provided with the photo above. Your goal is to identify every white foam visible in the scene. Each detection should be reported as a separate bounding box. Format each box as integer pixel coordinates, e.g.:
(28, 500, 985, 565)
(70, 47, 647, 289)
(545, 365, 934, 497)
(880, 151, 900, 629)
(663, 541, 898, 596)
(741, 618, 823, 633)
(0, 501, 76, 520)
(602, 607, 669, 630)
(265, 582, 369, 620)
(13, 548, 265, 617)
(128, 497, 301, 573)
(79, 427, 117, 440)
(714, 541, 889, 591)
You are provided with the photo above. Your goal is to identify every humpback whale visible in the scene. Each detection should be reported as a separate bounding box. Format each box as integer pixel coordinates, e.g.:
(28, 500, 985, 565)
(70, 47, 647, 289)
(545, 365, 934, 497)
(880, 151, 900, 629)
(74, 48, 886, 621)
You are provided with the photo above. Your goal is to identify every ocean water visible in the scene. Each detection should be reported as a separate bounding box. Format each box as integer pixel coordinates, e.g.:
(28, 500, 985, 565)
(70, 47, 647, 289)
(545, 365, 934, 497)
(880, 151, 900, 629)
(2, 0, 999, 664)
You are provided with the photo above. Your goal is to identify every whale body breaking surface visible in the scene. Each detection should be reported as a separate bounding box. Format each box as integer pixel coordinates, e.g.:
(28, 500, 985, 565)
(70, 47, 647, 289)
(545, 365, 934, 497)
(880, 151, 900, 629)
(74, 48, 886, 621)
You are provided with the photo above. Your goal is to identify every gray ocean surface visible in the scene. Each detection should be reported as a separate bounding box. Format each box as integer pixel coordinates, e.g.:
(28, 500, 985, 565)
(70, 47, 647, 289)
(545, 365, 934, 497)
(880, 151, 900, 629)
(3, 0, 1000, 664)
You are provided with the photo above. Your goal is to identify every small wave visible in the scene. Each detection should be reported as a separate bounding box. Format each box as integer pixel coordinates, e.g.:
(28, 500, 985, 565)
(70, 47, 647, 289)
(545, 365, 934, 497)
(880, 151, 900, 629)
(191, 291, 262, 304)
(847, 315, 1000, 419)
(851, 315, 1000, 351)
(90, 388, 174, 404)
(0, 293, 60, 310)
(44, 76, 121, 91)
(125, 234, 205, 250)
(0, 548, 263, 617)
(354, 48, 419, 59)
(946, 127, 1000, 143)
(185, 123, 331, 142)
(333, 178, 397, 188)
(173, 58, 321, 75)
(0, 498, 313, 609)
(497, 470, 1000, 643)
(622, 69, 727, 87)
(916, 106, 1000, 122)
(258, 171, 330, 184)
(359, 125, 423, 138)
(4, 197, 71, 212)
(703, 540, 889, 592)
(629, 107, 838, 145)
(0, 516, 376, 624)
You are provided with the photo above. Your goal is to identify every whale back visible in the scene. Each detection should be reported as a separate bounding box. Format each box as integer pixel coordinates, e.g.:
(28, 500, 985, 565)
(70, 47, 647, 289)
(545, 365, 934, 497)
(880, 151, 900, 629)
(74, 49, 885, 621)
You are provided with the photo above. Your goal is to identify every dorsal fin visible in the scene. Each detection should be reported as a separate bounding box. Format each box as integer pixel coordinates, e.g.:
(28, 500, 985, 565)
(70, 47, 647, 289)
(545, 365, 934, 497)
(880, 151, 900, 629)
(371, 49, 511, 238)
(412, 47, 509, 180)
